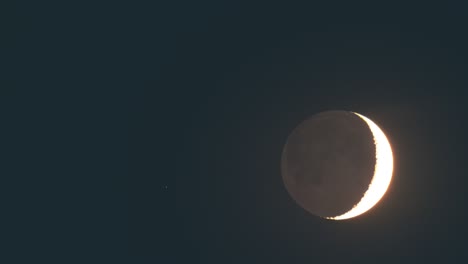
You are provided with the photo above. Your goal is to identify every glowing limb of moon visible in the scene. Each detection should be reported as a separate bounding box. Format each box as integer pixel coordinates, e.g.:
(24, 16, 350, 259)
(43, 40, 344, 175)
(327, 112, 394, 220)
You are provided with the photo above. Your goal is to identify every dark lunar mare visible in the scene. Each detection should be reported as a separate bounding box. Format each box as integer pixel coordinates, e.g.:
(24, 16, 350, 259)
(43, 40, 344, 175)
(281, 111, 376, 218)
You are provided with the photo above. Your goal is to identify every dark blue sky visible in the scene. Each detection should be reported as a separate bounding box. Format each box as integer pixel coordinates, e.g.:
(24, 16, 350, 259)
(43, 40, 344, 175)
(10, 1, 468, 263)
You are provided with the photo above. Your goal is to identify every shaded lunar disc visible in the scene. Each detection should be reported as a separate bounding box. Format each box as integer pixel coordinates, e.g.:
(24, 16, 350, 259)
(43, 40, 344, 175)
(281, 111, 376, 218)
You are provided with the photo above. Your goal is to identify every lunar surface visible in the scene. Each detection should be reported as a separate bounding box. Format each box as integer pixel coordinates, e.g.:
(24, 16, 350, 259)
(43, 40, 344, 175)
(281, 111, 393, 220)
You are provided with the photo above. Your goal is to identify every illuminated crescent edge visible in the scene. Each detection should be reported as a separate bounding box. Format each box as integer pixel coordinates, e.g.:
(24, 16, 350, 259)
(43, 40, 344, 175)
(326, 112, 394, 220)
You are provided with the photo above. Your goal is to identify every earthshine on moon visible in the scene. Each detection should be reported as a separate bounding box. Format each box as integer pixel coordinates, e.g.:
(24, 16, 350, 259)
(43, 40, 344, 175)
(281, 111, 394, 220)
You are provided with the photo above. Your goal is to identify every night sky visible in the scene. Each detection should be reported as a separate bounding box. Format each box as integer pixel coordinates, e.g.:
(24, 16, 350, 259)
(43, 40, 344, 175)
(11, 1, 468, 263)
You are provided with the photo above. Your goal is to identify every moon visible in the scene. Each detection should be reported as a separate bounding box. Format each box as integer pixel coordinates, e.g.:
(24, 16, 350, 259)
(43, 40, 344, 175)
(281, 111, 394, 220)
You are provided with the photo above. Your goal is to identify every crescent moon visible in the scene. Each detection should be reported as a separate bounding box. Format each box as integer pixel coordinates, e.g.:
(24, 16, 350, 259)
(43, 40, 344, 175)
(327, 112, 394, 220)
